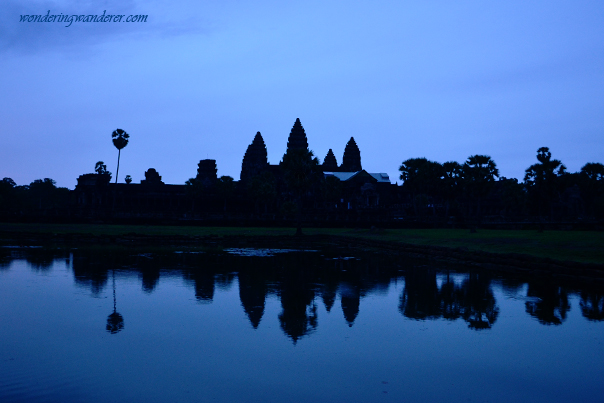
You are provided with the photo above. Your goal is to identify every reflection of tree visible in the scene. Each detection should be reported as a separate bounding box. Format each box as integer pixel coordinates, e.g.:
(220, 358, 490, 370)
(25, 249, 58, 272)
(72, 256, 109, 296)
(439, 275, 462, 321)
(106, 269, 124, 334)
(459, 273, 499, 330)
(498, 277, 525, 297)
(0, 252, 10, 270)
(398, 270, 499, 330)
(525, 282, 570, 325)
(399, 269, 441, 320)
(580, 291, 604, 321)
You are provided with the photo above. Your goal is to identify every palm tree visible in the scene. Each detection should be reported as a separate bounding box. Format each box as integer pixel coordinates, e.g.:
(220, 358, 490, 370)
(442, 161, 463, 218)
(111, 129, 130, 184)
(462, 155, 499, 230)
(524, 147, 566, 220)
(399, 158, 443, 217)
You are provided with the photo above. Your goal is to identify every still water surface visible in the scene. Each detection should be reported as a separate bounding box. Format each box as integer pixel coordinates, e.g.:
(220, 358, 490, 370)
(1, 246, 603, 402)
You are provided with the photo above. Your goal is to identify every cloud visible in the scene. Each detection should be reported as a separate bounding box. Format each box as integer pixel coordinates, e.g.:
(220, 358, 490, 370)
(0, 0, 212, 54)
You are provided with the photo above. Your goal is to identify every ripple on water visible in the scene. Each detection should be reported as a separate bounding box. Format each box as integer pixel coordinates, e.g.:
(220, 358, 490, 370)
(223, 248, 317, 257)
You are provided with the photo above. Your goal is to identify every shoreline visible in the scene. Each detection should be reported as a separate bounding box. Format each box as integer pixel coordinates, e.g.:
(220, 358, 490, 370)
(2, 224, 604, 283)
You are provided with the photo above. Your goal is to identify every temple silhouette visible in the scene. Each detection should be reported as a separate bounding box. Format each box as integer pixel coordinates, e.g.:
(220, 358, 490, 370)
(3, 118, 596, 226)
(72, 118, 396, 223)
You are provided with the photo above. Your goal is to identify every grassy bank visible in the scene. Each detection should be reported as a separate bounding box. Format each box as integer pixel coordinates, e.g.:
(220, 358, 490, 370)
(1, 223, 603, 265)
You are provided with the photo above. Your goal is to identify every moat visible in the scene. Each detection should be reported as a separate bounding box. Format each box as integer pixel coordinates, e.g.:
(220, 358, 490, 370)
(1, 246, 603, 402)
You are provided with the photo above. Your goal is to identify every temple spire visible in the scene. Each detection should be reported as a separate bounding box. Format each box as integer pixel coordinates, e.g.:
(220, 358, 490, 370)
(322, 149, 338, 171)
(285, 118, 309, 154)
(241, 131, 268, 182)
(340, 137, 362, 171)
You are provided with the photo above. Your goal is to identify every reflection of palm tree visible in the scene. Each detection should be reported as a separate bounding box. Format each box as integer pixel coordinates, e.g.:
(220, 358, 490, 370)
(459, 273, 499, 330)
(462, 155, 499, 230)
(106, 269, 124, 334)
(439, 275, 462, 321)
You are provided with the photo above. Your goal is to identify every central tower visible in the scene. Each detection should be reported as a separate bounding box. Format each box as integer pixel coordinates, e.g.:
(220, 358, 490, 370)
(285, 118, 309, 154)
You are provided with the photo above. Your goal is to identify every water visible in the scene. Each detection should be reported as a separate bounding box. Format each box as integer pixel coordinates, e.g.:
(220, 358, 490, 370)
(0, 246, 603, 402)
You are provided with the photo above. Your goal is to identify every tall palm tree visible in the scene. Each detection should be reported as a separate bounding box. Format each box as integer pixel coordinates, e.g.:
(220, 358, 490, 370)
(524, 147, 566, 220)
(112, 129, 130, 184)
(462, 155, 499, 230)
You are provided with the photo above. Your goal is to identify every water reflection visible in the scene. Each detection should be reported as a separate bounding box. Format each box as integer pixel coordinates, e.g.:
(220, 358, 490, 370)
(580, 291, 604, 321)
(525, 281, 570, 325)
(106, 269, 124, 334)
(3, 246, 604, 345)
(399, 270, 499, 329)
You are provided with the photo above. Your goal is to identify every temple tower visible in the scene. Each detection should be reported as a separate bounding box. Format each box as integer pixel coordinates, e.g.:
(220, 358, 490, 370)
(241, 131, 269, 182)
(322, 149, 338, 171)
(285, 118, 309, 154)
(340, 137, 362, 171)
(141, 168, 164, 185)
(196, 159, 217, 187)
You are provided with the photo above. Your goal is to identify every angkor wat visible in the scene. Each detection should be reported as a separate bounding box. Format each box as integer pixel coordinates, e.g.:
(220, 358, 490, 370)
(70, 118, 396, 224)
(0, 118, 602, 227)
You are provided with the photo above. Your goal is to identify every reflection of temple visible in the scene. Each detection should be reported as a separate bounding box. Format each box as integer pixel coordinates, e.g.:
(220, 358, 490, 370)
(11, 249, 604, 344)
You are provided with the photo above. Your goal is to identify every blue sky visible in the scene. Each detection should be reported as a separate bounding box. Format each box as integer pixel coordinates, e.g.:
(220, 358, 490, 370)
(1, 0, 603, 188)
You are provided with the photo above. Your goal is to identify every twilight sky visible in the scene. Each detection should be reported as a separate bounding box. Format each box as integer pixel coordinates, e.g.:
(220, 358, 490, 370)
(1, 0, 603, 188)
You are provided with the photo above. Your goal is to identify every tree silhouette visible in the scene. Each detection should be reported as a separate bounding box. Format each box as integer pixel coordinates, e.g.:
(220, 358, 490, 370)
(111, 129, 130, 184)
(462, 155, 499, 230)
(0, 178, 17, 212)
(441, 161, 463, 218)
(124, 175, 132, 184)
(95, 161, 109, 175)
(399, 158, 443, 217)
(524, 147, 566, 221)
(579, 162, 604, 219)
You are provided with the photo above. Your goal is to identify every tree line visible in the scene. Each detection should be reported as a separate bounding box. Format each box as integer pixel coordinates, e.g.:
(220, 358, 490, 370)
(398, 147, 604, 224)
(1, 144, 602, 225)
